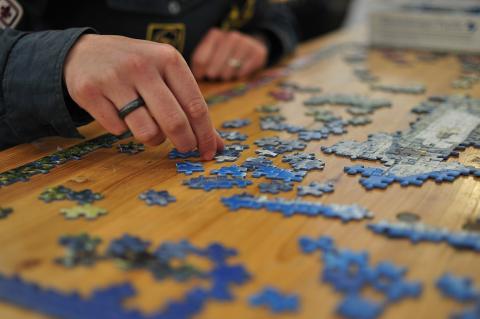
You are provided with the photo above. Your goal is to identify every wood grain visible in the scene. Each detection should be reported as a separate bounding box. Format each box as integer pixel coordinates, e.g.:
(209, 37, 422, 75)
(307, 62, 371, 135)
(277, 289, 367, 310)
(0, 28, 479, 319)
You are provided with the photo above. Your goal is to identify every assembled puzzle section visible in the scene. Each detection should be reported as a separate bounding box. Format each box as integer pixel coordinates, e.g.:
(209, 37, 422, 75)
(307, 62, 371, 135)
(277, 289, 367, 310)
(323, 96, 480, 190)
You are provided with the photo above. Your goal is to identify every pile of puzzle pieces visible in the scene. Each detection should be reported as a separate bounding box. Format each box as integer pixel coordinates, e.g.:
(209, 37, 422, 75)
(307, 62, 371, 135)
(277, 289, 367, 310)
(0, 247, 249, 319)
(0, 234, 254, 319)
(39, 185, 107, 220)
(299, 236, 423, 319)
(436, 273, 480, 318)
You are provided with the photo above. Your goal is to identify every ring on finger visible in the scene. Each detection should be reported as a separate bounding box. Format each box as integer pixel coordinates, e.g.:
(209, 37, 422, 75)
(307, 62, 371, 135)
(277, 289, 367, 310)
(118, 97, 145, 119)
(227, 58, 243, 70)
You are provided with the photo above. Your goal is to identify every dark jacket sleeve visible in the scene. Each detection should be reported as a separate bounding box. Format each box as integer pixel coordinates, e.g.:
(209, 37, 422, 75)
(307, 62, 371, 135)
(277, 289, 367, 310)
(0, 27, 95, 150)
(239, 1, 299, 65)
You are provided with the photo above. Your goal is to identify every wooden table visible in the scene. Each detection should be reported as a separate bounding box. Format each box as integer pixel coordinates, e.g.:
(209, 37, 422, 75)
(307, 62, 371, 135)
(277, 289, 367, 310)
(0, 27, 479, 319)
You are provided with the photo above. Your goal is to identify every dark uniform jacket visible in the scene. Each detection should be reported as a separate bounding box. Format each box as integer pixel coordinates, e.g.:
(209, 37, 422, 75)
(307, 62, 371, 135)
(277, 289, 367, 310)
(0, 0, 298, 150)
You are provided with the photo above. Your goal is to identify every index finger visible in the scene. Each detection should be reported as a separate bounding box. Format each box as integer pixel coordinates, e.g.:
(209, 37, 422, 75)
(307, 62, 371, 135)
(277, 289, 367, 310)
(160, 48, 224, 160)
(191, 28, 223, 79)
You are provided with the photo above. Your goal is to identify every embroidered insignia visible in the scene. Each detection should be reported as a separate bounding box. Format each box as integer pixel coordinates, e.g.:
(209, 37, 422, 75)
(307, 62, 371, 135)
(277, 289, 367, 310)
(146, 23, 186, 53)
(0, 0, 23, 29)
(222, 0, 256, 30)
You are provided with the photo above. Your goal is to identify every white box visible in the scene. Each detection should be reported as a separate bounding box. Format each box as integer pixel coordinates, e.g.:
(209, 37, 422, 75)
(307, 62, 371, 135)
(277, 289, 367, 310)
(369, 4, 480, 53)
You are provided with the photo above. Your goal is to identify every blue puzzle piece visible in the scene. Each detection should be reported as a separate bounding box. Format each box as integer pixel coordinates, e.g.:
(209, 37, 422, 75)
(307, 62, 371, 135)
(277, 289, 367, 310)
(437, 273, 480, 302)
(368, 220, 480, 252)
(241, 157, 273, 171)
(369, 262, 422, 301)
(282, 153, 316, 163)
(252, 165, 306, 182)
(218, 131, 248, 141)
(209, 264, 251, 300)
(345, 165, 479, 190)
(359, 175, 397, 190)
(298, 130, 329, 141)
(299, 236, 423, 318)
(258, 181, 293, 194)
(451, 304, 480, 319)
(447, 232, 480, 251)
(299, 236, 335, 254)
(336, 295, 385, 319)
(176, 161, 205, 175)
(297, 181, 335, 197)
(198, 243, 238, 264)
(322, 249, 370, 293)
(396, 174, 430, 186)
(139, 190, 176, 206)
(428, 169, 471, 183)
(222, 193, 374, 222)
(153, 240, 197, 263)
(210, 165, 247, 178)
(106, 234, 151, 262)
(249, 287, 300, 313)
(184, 176, 252, 191)
(222, 119, 251, 129)
(344, 165, 385, 177)
(368, 221, 447, 243)
(169, 149, 201, 159)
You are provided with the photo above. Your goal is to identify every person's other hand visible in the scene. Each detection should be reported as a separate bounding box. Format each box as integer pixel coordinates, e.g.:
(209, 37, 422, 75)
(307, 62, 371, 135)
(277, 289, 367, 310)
(64, 34, 224, 160)
(191, 28, 268, 81)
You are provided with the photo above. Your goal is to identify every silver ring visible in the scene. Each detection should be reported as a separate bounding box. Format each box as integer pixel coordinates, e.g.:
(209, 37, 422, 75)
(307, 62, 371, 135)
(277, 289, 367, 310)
(227, 58, 243, 69)
(118, 97, 145, 119)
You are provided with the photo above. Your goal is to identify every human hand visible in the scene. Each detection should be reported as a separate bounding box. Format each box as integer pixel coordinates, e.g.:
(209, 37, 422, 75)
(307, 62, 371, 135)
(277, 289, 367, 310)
(191, 28, 268, 81)
(64, 34, 224, 160)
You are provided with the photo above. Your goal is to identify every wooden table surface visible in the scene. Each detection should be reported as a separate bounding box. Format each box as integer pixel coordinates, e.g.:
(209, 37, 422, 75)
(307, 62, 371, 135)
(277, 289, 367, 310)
(1, 27, 479, 319)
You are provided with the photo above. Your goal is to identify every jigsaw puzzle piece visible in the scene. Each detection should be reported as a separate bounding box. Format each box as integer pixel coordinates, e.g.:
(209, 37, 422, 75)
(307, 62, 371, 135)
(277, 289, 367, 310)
(176, 161, 205, 175)
(249, 287, 300, 313)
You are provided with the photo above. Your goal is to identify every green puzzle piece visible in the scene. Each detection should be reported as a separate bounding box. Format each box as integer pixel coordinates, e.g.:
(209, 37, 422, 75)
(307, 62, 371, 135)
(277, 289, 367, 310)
(60, 205, 107, 220)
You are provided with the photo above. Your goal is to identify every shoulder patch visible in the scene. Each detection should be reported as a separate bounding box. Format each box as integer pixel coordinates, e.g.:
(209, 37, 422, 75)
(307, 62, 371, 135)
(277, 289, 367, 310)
(0, 0, 23, 29)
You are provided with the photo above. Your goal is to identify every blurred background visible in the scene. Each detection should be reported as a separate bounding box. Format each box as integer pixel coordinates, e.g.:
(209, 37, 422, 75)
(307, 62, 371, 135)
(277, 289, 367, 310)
(282, 0, 480, 52)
